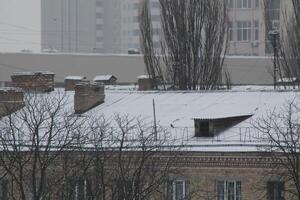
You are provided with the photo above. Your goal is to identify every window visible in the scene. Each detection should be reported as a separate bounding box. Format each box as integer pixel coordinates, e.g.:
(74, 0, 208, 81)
(166, 180, 190, 200)
(237, 0, 251, 9)
(96, 12, 103, 19)
(0, 180, 8, 200)
(217, 180, 241, 200)
(96, 1, 103, 7)
(254, 20, 259, 40)
(96, 24, 103, 30)
(151, 1, 160, 8)
(67, 178, 93, 200)
(267, 181, 285, 200)
(255, 0, 259, 8)
(195, 120, 211, 137)
(228, 21, 233, 41)
(237, 21, 251, 41)
(227, 0, 234, 8)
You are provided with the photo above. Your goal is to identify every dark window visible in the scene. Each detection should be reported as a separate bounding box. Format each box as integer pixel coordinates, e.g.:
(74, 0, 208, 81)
(217, 181, 241, 200)
(96, 1, 103, 7)
(96, 12, 103, 19)
(0, 180, 8, 200)
(195, 120, 210, 137)
(166, 179, 190, 200)
(267, 181, 285, 200)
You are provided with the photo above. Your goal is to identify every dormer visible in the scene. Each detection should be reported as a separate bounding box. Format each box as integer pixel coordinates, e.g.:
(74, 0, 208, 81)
(194, 115, 253, 137)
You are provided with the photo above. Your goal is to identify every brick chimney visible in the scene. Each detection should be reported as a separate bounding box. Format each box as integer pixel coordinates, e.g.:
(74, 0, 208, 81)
(74, 82, 105, 114)
(137, 75, 154, 91)
(64, 76, 85, 91)
(11, 71, 55, 92)
(0, 88, 24, 117)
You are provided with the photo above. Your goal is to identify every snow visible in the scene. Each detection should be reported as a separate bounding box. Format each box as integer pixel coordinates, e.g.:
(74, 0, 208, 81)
(137, 75, 151, 79)
(278, 77, 298, 82)
(64, 76, 84, 80)
(12, 71, 55, 75)
(2, 87, 300, 152)
(93, 75, 115, 81)
(0, 87, 22, 92)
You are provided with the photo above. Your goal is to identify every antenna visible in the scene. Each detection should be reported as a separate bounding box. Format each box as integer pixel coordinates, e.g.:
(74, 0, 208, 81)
(152, 99, 157, 140)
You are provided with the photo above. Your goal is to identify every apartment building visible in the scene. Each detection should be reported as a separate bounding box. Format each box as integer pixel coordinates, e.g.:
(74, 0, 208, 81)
(41, 0, 281, 55)
(227, 0, 281, 56)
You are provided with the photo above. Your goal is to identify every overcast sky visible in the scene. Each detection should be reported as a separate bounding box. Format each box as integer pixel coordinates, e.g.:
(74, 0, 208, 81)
(0, 0, 40, 52)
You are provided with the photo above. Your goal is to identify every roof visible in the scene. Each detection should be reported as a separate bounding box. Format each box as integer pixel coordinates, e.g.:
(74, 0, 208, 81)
(278, 77, 299, 82)
(12, 71, 55, 76)
(0, 87, 22, 92)
(93, 75, 116, 81)
(1, 87, 299, 152)
(64, 76, 84, 80)
(137, 75, 151, 79)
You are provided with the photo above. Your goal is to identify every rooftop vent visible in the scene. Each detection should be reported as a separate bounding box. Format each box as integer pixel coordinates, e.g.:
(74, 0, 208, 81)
(93, 75, 117, 85)
(74, 82, 105, 114)
(64, 76, 86, 91)
(11, 71, 55, 92)
(137, 75, 154, 91)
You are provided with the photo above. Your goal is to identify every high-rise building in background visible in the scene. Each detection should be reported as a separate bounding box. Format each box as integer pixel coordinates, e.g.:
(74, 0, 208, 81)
(41, 0, 160, 53)
(41, 0, 281, 55)
(227, 0, 281, 56)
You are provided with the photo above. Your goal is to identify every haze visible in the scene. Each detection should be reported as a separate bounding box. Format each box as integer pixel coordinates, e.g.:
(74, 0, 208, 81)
(0, 0, 40, 52)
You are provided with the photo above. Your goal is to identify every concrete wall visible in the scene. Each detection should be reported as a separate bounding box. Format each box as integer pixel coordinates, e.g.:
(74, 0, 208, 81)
(0, 53, 274, 85)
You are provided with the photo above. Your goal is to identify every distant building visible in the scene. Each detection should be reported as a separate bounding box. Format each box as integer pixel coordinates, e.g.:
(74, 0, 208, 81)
(64, 76, 85, 91)
(93, 75, 117, 85)
(11, 71, 55, 92)
(41, 0, 160, 54)
(41, 0, 287, 56)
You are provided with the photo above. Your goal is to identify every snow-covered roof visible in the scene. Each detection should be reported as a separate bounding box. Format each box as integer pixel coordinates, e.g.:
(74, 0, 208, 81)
(93, 75, 116, 81)
(12, 71, 55, 76)
(278, 77, 299, 82)
(2, 88, 299, 152)
(64, 76, 84, 80)
(137, 75, 151, 79)
(0, 87, 22, 92)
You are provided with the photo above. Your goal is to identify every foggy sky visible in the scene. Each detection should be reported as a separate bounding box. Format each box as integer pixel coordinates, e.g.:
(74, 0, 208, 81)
(0, 0, 41, 52)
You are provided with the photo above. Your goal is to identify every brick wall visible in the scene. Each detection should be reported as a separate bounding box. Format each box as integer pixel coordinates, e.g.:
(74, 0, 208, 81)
(74, 82, 105, 114)
(11, 72, 55, 92)
(0, 88, 24, 117)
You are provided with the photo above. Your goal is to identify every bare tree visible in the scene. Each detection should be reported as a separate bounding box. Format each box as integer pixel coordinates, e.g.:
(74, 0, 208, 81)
(0, 91, 85, 200)
(264, 0, 300, 88)
(139, 0, 165, 90)
(140, 0, 229, 90)
(254, 99, 300, 200)
(79, 114, 178, 200)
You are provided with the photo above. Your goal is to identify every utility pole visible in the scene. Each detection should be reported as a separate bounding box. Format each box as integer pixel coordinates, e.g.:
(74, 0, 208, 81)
(152, 99, 157, 140)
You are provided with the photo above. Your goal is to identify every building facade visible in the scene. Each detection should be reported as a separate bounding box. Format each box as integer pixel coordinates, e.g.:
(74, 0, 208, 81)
(41, 0, 284, 55)
(0, 85, 296, 199)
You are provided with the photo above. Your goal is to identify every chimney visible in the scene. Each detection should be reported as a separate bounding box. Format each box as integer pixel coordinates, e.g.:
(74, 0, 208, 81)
(11, 71, 55, 92)
(74, 82, 105, 114)
(137, 75, 154, 91)
(0, 88, 24, 118)
(64, 76, 85, 91)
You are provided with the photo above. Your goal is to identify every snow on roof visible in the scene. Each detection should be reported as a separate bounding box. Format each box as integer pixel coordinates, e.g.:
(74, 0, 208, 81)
(2, 88, 299, 152)
(93, 75, 116, 81)
(64, 76, 84, 80)
(278, 77, 299, 82)
(137, 75, 151, 79)
(12, 71, 55, 76)
(0, 87, 22, 92)
(87, 90, 295, 127)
